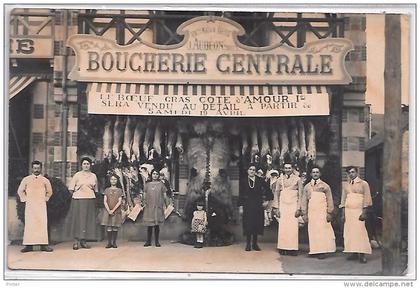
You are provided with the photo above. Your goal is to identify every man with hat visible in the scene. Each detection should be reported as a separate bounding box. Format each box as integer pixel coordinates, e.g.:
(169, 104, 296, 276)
(272, 163, 303, 256)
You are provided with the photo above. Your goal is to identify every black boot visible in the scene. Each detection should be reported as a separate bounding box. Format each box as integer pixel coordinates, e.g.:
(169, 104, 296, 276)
(112, 231, 118, 248)
(106, 231, 112, 248)
(154, 226, 161, 247)
(21, 245, 33, 253)
(252, 234, 261, 251)
(144, 226, 152, 247)
(245, 234, 251, 251)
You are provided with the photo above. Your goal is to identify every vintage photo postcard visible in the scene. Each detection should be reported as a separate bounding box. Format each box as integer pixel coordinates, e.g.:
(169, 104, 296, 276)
(4, 3, 415, 282)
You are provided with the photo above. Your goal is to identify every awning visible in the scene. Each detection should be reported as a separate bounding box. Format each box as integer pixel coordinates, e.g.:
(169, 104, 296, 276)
(9, 75, 38, 99)
(87, 83, 330, 117)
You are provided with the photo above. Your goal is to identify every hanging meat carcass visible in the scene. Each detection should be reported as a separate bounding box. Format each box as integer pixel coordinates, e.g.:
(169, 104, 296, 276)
(175, 130, 184, 154)
(166, 126, 178, 159)
(152, 121, 163, 156)
(298, 119, 307, 159)
(131, 120, 146, 162)
(112, 116, 126, 161)
(102, 117, 114, 162)
(288, 118, 300, 163)
(250, 124, 260, 163)
(122, 116, 135, 161)
(241, 127, 250, 155)
(306, 120, 316, 161)
(260, 122, 271, 160)
(270, 125, 281, 163)
(278, 119, 289, 164)
(142, 119, 155, 157)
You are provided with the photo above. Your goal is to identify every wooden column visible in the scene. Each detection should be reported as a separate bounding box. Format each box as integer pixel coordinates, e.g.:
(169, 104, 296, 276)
(382, 14, 402, 275)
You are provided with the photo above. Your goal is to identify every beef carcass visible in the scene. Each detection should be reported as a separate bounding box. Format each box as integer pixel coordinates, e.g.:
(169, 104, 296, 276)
(229, 121, 241, 136)
(102, 118, 113, 162)
(142, 119, 155, 157)
(152, 121, 163, 156)
(278, 119, 289, 163)
(112, 116, 126, 161)
(298, 119, 307, 159)
(250, 124, 260, 162)
(166, 127, 178, 159)
(306, 120, 316, 161)
(175, 130, 184, 154)
(260, 124, 271, 159)
(131, 120, 146, 162)
(288, 118, 300, 162)
(270, 125, 281, 163)
(122, 116, 135, 161)
(241, 127, 250, 155)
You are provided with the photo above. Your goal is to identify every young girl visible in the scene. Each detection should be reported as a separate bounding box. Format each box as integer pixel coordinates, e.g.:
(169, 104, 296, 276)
(101, 174, 123, 248)
(191, 201, 207, 248)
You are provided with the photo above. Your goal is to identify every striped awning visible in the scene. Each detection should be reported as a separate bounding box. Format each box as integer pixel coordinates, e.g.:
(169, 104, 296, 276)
(87, 83, 330, 117)
(88, 83, 328, 98)
(9, 75, 38, 99)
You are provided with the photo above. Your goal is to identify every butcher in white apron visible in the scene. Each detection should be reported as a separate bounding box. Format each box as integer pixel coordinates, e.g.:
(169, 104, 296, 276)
(17, 161, 53, 253)
(301, 167, 336, 259)
(340, 166, 372, 263)
(272, 163, 303, 256)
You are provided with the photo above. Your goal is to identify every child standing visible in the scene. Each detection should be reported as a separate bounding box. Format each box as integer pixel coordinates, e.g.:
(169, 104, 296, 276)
(191, 201, 207, 248)
(101, 174, 123, 248)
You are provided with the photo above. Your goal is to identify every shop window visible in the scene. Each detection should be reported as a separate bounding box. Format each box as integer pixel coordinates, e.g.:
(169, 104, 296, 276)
(33, 104, 44, 119)
(32, 132, 43, 145)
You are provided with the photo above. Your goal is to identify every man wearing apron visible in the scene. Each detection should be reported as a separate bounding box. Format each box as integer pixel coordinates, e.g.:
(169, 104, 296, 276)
(272, 163, 303, 256)
(340, 166, 372, 263)
(17, 161, 53, 253)
(301, 166, 336, 259)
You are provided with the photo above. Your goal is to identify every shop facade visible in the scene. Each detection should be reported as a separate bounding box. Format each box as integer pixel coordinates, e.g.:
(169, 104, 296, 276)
(8, 9, 369, 243)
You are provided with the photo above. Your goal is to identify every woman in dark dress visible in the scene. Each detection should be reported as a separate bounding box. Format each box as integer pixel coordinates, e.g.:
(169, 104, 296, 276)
(239, 164, 273, 251)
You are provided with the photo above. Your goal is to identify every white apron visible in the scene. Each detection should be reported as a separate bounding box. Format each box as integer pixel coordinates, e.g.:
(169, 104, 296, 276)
(277, 189, 299, 250)
(23, 189, 48, 245)
(308, 191, 336, 254)
(343, 193, 372, 254)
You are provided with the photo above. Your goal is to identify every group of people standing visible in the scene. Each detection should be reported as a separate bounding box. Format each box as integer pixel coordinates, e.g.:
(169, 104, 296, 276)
(17, 158, 373, 264)
(239, 163, 373, 264)
(17, 157, 170, 252)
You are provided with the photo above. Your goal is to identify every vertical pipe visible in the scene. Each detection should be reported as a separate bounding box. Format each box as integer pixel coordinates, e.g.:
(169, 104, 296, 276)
(382, 14, 402, 276)
(61, 10, 69, 181)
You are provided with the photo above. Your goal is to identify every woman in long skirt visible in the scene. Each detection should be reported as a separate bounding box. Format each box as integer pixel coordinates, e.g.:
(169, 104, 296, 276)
(66, 157, 98, 250)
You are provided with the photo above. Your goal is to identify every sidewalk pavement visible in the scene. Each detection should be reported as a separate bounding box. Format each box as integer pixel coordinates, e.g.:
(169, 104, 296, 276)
(6, 241, 381, 278)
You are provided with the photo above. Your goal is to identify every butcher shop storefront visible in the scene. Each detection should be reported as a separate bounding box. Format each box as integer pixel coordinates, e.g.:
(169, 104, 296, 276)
(65, 15, 356, 243)
(9, 10, 369, 244)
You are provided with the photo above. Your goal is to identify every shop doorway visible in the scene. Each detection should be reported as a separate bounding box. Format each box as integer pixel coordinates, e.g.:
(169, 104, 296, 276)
(8, 90, 31, 196)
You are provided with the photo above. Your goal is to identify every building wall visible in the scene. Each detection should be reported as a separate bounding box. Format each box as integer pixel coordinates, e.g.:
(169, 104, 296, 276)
(342, 14, 368, 179)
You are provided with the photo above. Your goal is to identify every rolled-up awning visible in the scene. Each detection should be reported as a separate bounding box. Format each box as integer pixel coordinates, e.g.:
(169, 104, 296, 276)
(87, 83, 330, 117)
(9, 75, 38, 99)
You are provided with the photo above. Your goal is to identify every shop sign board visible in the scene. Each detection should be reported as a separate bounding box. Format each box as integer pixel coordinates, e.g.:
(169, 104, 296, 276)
(67, 16, 354, 85)
(87, 83, 330, 117)
(10, 37, 54, 58)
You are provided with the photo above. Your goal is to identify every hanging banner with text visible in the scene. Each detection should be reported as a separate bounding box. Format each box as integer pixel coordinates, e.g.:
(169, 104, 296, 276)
(68, 16, 353, 85)
(87, 83, 330, 117)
